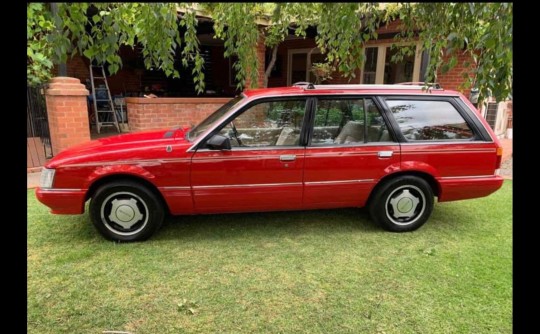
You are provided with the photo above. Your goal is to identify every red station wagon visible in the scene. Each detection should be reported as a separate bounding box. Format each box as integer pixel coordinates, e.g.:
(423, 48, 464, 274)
(36, 84, 504, 241)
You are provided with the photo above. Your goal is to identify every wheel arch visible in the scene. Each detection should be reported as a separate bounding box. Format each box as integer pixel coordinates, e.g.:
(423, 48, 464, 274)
(85, 174, 170, 215)
(368, 171, 440, 206)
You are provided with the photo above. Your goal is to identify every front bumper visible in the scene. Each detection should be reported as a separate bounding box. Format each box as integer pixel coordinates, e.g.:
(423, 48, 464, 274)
(35, 188, 87, 214)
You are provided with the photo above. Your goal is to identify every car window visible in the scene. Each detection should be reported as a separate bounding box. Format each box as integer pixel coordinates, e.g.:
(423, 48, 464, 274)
(311, 98, 391, 145)
(188, 96, 244, 141)
(217, 99, 307, 147)
(385, 100, 474, 141)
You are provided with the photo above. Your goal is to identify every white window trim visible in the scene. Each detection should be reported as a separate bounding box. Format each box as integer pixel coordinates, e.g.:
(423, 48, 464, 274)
(360, 42, 422, 84)
(287, 48, 321, 86)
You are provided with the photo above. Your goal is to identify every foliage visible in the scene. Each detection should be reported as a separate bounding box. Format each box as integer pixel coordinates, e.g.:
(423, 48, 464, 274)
(28, 181, 512, 333)
(27, 3, 55, 86)
(310, 62, 335, 84)
(397, 3, 513, 102)
(27, 3, 512, 102)
(27, 3, 205, 93)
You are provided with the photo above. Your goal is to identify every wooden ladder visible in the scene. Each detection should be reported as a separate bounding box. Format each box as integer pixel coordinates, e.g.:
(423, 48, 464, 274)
(89, 65, 120, 134)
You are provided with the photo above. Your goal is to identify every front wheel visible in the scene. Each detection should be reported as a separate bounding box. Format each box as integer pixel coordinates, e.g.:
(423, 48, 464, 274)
(369, 176, 434, 232)
(89, 180, 164, 242)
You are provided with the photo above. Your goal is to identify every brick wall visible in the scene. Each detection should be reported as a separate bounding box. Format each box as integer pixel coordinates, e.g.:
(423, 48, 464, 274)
(126, 97, 232, 132)
(437, 51, 476, 96)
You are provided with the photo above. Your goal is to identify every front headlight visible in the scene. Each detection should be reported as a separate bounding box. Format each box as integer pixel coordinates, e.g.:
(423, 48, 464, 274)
(40, 168, 55, 189)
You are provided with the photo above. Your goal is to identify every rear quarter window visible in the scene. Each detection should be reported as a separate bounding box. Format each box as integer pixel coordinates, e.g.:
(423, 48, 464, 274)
(385, 100, 474, 141)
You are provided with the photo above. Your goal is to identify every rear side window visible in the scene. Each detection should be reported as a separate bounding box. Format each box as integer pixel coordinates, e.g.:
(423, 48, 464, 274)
(385, 100, 474, 141)
(311, 98, 393, 145)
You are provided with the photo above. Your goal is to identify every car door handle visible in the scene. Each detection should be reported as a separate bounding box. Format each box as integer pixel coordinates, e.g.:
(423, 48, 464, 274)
(280, 155, 296, 162)
(378, 151, 394, 158)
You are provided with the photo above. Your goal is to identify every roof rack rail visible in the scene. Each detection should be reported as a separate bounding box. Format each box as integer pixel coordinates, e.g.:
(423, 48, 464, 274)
(292, 81, 315, 89)
(310, 84, 440, 90)
(291, 83, 444, 91)
(396, 82, 442, 89)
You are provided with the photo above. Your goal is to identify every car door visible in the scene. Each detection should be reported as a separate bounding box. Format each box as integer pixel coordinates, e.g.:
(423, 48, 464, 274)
(303, 96, 401, 209)
(190, 98, 310, 213)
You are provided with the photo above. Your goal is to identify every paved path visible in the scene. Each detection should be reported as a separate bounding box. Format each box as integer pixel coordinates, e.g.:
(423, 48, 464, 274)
(27, 139, 514, 189)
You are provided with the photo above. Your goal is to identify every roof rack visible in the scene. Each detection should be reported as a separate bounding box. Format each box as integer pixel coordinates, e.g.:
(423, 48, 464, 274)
(397, 82, 442, 89)
(292, 82, 443, 90)
(292, 81, 315, 89)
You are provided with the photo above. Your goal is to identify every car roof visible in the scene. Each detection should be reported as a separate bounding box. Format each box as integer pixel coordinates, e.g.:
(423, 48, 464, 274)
(242, 84, 461, 99)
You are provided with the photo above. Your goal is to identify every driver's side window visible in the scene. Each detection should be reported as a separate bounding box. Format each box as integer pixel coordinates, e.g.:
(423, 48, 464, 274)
(219, 99, 306, 147)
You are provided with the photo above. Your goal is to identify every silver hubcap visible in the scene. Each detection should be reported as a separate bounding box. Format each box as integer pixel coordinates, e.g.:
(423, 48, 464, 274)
(385, 185, 426, 226)
(108, 198, 144, 229)
(101, 192, 149, 236)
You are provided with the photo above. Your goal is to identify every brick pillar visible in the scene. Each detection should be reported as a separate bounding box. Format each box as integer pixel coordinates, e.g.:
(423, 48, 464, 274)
(245, 33, 267, 89)
(45, 77, 90, 155)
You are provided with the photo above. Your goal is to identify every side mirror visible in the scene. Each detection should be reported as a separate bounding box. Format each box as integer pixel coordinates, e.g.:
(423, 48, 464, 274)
(206, 134, 231, 150)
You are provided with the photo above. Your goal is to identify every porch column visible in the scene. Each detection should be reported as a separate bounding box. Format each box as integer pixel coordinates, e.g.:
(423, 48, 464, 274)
(45, 77, 90, 155)
(245, 32, 266, 88)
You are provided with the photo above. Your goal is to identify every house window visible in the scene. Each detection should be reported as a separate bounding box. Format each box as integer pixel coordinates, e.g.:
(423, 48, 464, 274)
(363, 47, 378, 84)
(361, 43, 422, 84)
(383, 46, 415, 84)
(287, 49, 323, 86)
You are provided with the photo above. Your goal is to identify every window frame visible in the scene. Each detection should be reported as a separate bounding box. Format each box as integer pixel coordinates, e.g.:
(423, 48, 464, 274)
(378, 95, 492, 143)
(305, 95, 397, 147)
(196, 96, 314, 151)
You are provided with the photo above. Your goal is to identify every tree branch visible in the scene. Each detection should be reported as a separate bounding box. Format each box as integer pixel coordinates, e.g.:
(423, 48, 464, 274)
(264, 45, 278, 88)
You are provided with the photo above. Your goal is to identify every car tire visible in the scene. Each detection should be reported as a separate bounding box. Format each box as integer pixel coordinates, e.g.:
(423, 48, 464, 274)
(369, 175, 434, 232)
(89, 180, 164, 242)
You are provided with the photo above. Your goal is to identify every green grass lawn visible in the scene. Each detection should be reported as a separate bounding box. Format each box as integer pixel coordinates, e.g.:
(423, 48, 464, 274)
(28, 182, 512, 334)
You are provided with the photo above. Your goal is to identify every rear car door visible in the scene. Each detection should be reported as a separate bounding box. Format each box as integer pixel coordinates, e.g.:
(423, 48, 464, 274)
(302, 96, 401, 209)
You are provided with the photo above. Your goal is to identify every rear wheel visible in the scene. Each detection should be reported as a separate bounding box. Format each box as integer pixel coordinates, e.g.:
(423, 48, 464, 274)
(89, 180, 164, 242)
(369, 176, 434, 232)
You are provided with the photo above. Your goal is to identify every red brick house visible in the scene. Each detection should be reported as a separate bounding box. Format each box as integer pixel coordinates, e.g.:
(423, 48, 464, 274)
(56, 14, 511, 136)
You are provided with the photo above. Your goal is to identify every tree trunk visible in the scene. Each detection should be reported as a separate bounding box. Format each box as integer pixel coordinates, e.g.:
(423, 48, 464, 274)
(264, 45, 279, 88)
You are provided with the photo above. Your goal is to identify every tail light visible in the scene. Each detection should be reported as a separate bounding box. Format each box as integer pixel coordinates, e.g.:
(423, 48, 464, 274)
(495, 147, 503, 170)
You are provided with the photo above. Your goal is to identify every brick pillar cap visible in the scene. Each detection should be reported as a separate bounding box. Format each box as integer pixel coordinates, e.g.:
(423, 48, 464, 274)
(50, 77, 82, 84)
(46, 76, 89, 96)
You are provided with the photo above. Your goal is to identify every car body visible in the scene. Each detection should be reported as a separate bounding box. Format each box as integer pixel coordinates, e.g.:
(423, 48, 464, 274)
(36, 84, 504, 241)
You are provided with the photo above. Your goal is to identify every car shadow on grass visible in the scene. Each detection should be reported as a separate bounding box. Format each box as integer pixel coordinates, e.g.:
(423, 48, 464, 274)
(45, 202, 476, 244)
(154, 207, 380, 242)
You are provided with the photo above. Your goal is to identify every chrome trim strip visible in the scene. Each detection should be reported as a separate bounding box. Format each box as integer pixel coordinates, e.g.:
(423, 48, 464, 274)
(307, 142, 399, 149)
(399, 141, 494, 146)
(193, 182, 302, 189)
(62, 158, 191, 168)
(305, 151, 388, 157)
(39, 188, 84, 192)
(193, 155, 298, 161)
(439, 175, 497, 180)
(159, 186, 191, 191)
(196, 146, 305, 152)
(305, 179, 375, 186)
(403, 149, 495, 154)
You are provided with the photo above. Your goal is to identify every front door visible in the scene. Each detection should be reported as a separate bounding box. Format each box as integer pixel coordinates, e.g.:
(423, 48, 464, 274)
(191, 98, 309, 213)
(303, 97, 401, 209)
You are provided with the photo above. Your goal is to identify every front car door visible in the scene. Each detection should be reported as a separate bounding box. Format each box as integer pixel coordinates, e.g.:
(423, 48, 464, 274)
(303, 96, 401, 209)
(190, 98, 310, 213)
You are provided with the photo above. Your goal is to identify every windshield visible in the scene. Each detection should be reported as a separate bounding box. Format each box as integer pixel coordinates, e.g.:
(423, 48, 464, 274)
(187, 96, 245, 141)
